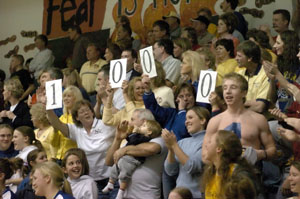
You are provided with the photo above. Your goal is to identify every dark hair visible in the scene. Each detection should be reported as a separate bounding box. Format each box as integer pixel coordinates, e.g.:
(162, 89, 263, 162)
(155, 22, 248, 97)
(71, 100, 95, 127)
(98, 64, 110, 77)
(215, 39, 235, 58)
(35, 34, 48, 46)
(69, 25, 82, 34)
(39, 67, 63, 80)
(0, 158, 14, 181)
(219, 13, 238, 34)
(277, 30, 300, 75)
(27, 148, 46, 169)
(120, 24, 132, 37)
(273, 9, 291, 24)
(170, 187, 193, 199)
(87, 43, 101, 52)
(62, 148, 89, 176)
(25, 58, 33, 66)
(118, 15, 130, 26)
(12, 54, 25, 65)
(246, 29, 271, 49)
(0, 124, 13, 133)
(0, 69, 6, 82)
(182, 27, 198, 45)
(153, 20, 170, 36)
(237, 40, 261, 64)
(174, 82, 196, 106)
(198, 7, 213, 21)
(156, 39, 174, 56)
(122, 48, 138, 60)
(14, 126, 42, 149)
(224, 174, 256, 199)
(225, 0, 239, 10)
(107, 42, 122, 59)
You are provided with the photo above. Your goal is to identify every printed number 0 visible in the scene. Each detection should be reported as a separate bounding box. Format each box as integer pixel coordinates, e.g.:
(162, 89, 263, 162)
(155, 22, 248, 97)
(200, 73, 212, 98)
(112, 61, 123, 83)
(142, 50, 152, 73)
(51, 83, 56, 105)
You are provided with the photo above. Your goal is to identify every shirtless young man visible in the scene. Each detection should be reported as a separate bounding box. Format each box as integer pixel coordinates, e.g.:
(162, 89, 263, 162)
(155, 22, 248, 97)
(202, 72, 276, 164)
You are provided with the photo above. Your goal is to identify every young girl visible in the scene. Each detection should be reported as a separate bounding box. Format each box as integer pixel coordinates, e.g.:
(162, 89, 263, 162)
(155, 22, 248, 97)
(102, 120, 161, 199)
(12, 126, 42, 163)
(32, 161, 74, 199)
(0, 158, 17, 199)
(5, 157, 23, 193)
(62, 148, 98, 199)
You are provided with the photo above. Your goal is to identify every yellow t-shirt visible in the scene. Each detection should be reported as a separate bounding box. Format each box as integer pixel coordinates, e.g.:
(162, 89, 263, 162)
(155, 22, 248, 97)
(208, 23, 217, 36)
(56, 113, 78, 160)
(216, 59, 238, 86)
(205, 164, 236, 199)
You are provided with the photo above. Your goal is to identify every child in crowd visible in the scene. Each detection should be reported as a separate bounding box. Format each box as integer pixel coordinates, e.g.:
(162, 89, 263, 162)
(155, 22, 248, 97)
(102, 120, 162, 199)
(5, 157, 23, 193)
(62, 148, 98, 199)
(0, 158, 17, 199)
(32, 161, 74, 199)
(169, 187, 193, 199)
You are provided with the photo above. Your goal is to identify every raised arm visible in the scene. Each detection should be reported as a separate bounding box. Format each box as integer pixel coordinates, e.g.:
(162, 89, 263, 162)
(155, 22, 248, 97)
(46, 109, 69, 137)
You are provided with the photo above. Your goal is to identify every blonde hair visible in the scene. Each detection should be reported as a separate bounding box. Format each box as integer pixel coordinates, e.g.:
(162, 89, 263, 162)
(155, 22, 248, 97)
(127, 77, 143, 102)
(62, 68, 83, 88)
(182, 50, 205, 82)
(32, 161, 73, 195)
(62, 85, 83, 114)
(145, 120, 162, 138)
(4, 78, 24, 99)
(30, 103, 49, 126)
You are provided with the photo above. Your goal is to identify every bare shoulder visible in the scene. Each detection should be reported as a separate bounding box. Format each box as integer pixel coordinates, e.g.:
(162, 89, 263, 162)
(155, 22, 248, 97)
(245, 109, 268, 127)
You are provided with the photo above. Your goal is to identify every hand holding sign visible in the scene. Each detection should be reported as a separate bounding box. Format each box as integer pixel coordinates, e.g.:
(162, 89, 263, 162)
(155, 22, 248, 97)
(109, 58, 127, 88)
(196, 70, 217, 103)
(45, 79, 63, 110)
(139, 46, 157, 78)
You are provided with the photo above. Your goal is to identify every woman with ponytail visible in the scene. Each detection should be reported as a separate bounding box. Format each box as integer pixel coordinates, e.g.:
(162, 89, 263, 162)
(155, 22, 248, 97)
(12, 126, 42, 163)
(32, 161, 74, 199)
(201, 130, 258, 199)
(0, 158, 17, 199)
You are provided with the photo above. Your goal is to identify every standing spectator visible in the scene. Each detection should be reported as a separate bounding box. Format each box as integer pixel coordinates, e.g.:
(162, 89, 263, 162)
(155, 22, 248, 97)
(80, 43, 107, 95)
(29, 34, 54, 80)
(68, 25, 90, 72)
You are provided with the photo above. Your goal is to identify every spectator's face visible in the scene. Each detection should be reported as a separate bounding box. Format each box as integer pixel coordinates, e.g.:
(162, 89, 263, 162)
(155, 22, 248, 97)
(273, 35, 284, 56)
(235, 51, 248, 67)
(76, 105, 94, 125)
(176, 88, 195, 109)
(30, 114, 40, 129)
(129, 111, 144, 128)
(180, 56, 192, 80)
(104, 48, 113, 62)
(220, 0, 231, 12)
(203, 132, 218, 163)
(215, 45, 230, 60)
(185, 110, 204, 134)
(222, 78, 245, 105)
(273, 14, 288, 33)
(32, 169, 47, 196)
(217, 20, 228, 35)
(0, 128, 12, 151)
(133, 80, 144, 101)
(63, 93, 76, 110)
(121, 51, 136, 70)
(10, 57, 20, 72)
(12, 130, 27, 151)
(64, 154, 83, 180)
(168, 191, 183, 199)
(39, 72, 52, 87)
(117, 27, 129, 40)
(288, 165, 300, 193)
(2, 86, 10, 101)
(35, 38, 45, 50)
(146, 30, 155, 45)
(34, 152, 48, 164)
(153, 43, 163, 61)
(153, 25, 165, 41)
(192, 21, 206, 33)
(86, 46, 100, 61)
(96, 71, 108, 89)
(173, 43, 183, 59)
(68, 28, 77, 41)
(181, 31, 193, 45)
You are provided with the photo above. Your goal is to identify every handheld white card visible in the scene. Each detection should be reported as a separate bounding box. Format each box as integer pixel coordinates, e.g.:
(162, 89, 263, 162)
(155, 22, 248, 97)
(139, 46, 157, 78)
(196, 70, 217, 103)
(46, 79, 62, 110)
(109, 58, 127, 88)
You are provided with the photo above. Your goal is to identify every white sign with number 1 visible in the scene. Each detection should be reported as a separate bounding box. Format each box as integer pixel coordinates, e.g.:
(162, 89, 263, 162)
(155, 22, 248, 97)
(139, 46, 157, 78)
(46, 79, 63, 110)
(196, 70, 217, 103)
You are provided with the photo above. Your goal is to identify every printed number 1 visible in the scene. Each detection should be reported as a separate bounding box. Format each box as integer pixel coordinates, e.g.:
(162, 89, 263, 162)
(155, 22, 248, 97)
(51, 83, 56, 105)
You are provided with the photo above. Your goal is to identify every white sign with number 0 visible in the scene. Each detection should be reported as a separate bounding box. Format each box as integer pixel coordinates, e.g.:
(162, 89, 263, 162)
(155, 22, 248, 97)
(109, 58, 127, 88)
(45, 79, 63, 110)
(196, 70, 217, 103)
(139, 46, 157, 78)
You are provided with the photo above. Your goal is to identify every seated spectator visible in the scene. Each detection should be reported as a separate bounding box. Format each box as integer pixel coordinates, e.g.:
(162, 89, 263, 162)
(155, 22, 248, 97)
(152, 20, 170, 41)
(202, 130, 258, 199)
(0, 78, 33, 128)
(214, 39, 237, 86)
(12, 126, 41, 164)
(32, 161, 74, 199)
(102, 77, 145, 128)
(29, 34, 54, 80)
(198, 7, 217, 36)
(62, 148, 98, 199)
(80, 43, 107, 95)
(104, 42, 122, 62)
(173, 37, 192, 60)
(0, 158, 17, 199)
(197, 47, 216, 71)
(153, 39, 181, 87)
(116, 24, 141, 51)
(163, 107, 210, 198)
(181, 27, 201, 50)
(30, 103, 60, 160)
(62, 68, 90, 101)
(287, 161, 300, 198)
(169, 187, 193, 199)
(190, 15, 214, 47)
(163, 11, 181, 40)
(0, 124, 18, 158)
(9, 54, 35, 101)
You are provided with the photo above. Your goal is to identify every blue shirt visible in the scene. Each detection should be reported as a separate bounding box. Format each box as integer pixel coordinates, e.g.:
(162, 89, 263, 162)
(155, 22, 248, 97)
(54, 190, 74, 199)
(0, 144, 18, 158)
(2, 187, 17, 199)
(164, 130, 205, 198)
